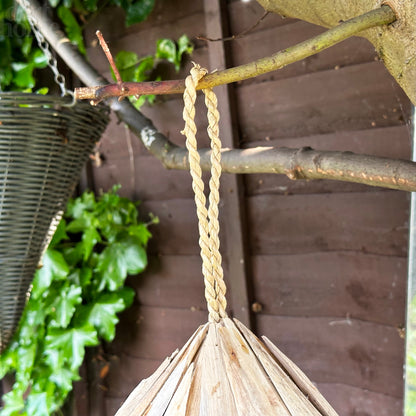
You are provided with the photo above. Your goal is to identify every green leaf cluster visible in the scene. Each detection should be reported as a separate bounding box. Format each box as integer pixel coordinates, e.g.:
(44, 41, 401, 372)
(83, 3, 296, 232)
(50, 0, 156, 55)
(114, 34, 194, 109)
(0, 1, 47, 91)
(0, 186, 156, 416)
(0, 0, 155, 92)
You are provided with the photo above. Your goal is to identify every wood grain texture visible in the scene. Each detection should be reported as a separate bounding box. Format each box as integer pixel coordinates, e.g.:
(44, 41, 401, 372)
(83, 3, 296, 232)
(236, 321, 331, 415)
(256, 315, 404, 397)
(251, 252, 406, 326)
(84, 0, 203, 43)
(236, 61, 410, 142)
(106, 306, 207, 360)
(105, 357, 162, 398)
(140, 199, 199, 255)
(141, 198, 236, 257)
(93, 156, 195, 201)
(247, 191, 409, 256)
(229, 21, 376, 85)
(228, 0, 296, 35)
(316, 382, 402, 416)
(128, 255, 207, 310)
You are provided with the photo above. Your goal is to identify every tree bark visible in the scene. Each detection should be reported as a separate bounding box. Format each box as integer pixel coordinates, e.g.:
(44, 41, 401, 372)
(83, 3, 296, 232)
(256, 0, 416, 105)
(75, 5, 396, 103)
(20, 0, 416, 192)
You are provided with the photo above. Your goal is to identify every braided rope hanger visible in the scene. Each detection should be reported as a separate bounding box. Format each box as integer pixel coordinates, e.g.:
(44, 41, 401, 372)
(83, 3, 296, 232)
(181, 63, 227, 323)
(114, 64, 340, 416)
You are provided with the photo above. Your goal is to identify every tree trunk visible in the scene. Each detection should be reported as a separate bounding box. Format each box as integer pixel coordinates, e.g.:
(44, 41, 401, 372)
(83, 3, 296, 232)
(256, 0, 416, 105)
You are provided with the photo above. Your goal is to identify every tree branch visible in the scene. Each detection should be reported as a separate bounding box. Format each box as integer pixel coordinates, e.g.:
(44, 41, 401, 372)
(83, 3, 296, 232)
(74, 5, 396, 103)
(21, 0, 416, 192)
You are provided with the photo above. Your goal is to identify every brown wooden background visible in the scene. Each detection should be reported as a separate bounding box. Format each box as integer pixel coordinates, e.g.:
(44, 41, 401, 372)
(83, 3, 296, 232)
(78, 0, 413, 414)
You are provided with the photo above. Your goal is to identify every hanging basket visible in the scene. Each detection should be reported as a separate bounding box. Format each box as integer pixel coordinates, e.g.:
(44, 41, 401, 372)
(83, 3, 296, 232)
(0, 92, 109, 353)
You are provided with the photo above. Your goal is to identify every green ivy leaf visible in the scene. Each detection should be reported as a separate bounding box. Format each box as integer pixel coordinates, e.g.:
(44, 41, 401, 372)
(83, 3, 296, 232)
(128, 223, 152, 246)
(21, 36, 33, 57)
(0, 389, 25, 416)
(66, 211, 99, 234)
(0, 348, 17, 378)
(45, 324, 98, 370)
(18, 299, 46, 344)
(26, 392, 50, 416)
(66, 191, 96, 219)
(96, 236, 147, 291)
(62, 243, 84, 267)
(32, 250, 69, 299)
(51, 365, 81, 394)
(118, 286, 135, 307)
(16, 343, 37, 378)
(125, 0, 155, 26)
(78, 292, 128, 341)
(156, 38, 177, 69)
(35, 87, 49, 95)
(82, 226, 101, 261)
(113, 50, 138, 81)
(131, 95, 145, 110)
(31, 49, 48, 68)
(115, 50, 138, 70)
(133, 56, 154, 81)
(11, 62, 36, 88)
(48, 0, 61, 6)
(57, 6, 86, 55)
(49, 284, 82, 328)
(49, 219, 68, 248)
(177, 34, 193, 62)
(0, 66, 13, 90)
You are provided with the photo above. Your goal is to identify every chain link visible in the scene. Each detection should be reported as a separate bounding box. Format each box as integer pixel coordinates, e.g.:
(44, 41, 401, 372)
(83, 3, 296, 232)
(20, 0, 70, 97)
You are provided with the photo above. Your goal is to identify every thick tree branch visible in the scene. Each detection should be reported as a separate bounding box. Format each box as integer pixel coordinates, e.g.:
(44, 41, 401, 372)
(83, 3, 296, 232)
(74, 5, 395, 102)
(21, 0, 416, 192)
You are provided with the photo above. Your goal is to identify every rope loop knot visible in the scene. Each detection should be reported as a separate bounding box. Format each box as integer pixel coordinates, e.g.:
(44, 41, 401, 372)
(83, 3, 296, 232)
(181, 63, 227, 323)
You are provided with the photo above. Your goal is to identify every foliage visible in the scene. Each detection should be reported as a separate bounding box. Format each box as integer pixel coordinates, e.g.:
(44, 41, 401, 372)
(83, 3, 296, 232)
(0, 1, 48, 91)
(406, 295, 416, 415)
(0, 186, 157, 416)
(0, 0, 155, 91)
(114, 34, 193, 109)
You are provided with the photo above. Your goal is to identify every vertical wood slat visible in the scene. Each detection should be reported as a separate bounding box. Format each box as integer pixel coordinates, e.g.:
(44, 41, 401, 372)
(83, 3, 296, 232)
(203, 0, 252, 327)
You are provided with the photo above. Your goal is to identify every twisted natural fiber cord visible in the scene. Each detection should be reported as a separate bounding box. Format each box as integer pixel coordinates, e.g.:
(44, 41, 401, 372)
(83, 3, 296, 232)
(182, 64, 227, 322)
(204, 88, 227, 319)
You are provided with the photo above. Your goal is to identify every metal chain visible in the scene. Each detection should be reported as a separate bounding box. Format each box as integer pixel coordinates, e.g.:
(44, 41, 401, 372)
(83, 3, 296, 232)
(20, 0, 71, 97)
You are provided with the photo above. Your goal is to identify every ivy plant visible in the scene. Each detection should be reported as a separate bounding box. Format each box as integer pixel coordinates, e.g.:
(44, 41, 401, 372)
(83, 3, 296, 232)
(0, 186, 157, 416)
(0, 1, 48, 91)
(0, 0, 156, 91)
(114, 34, 193, 109)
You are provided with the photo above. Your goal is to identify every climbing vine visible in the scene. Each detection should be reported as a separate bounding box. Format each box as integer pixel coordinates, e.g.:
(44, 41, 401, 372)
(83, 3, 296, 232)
(0, 186, 158, 416)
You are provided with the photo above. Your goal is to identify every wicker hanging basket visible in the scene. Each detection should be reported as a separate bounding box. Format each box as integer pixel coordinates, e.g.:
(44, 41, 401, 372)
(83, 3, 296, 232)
(0, 92, 109, 353)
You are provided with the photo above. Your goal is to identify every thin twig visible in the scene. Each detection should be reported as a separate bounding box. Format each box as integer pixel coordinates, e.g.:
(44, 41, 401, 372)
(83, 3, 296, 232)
(75, 5, 396, 103)
(197, 11, 270, 42)
(23, 0, 416, 192)
(96, 30, 122, 85)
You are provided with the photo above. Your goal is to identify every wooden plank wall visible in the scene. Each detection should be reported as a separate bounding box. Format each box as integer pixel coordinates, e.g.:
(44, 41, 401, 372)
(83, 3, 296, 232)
(228, 1, 411, 415)
(82, 0, 412, 414)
